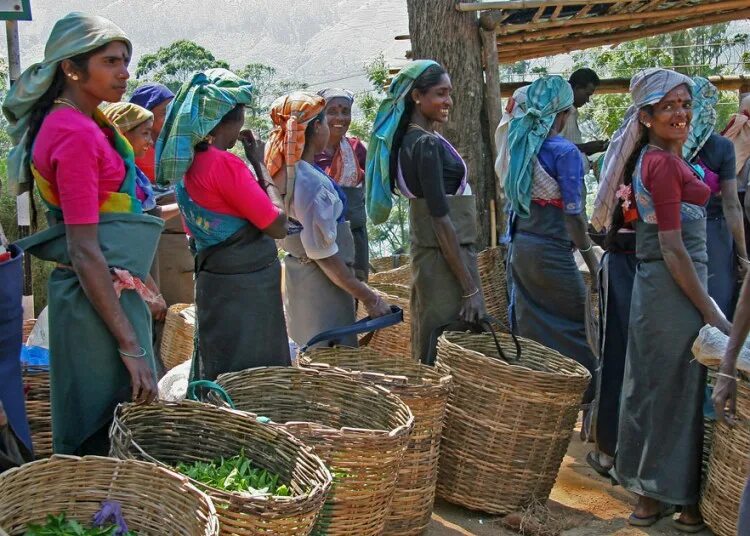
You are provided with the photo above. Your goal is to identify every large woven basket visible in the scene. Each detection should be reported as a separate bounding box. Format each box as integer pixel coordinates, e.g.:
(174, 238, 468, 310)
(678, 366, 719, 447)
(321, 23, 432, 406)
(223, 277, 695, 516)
(435, 330, 591, 514)
(0, 455, 219, 535)
(701, 376, 750, 536)
(357, 283, 413, 359)
(22, 364, 51, 458)
(371, 254, 410, 274)
(161, 303, 196, 371)
(298, 347, 452, 535)
(370, 264, 412, 286)
(22, 318, 36, 342)
(110, 400, 332, 536)
(476, 246, 508, 326)
(217, 367, 414, 536)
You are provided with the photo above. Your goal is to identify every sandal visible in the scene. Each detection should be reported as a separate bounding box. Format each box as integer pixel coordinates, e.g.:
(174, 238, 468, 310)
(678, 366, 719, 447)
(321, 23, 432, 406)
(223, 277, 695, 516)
(672, 518, 706, 533)
(627, 506, 675, 527)
(586, 451, 612, 478)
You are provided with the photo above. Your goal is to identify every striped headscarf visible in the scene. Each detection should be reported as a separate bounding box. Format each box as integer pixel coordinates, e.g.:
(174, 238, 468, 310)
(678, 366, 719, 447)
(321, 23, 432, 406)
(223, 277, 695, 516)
(365, 60, 440, 224)
(506, 75, 574, 218)
(2, 12, 131, 195)
(591, 68, 693, 231)
(317, 88, 354, 105)
(264, 91, 326, 181)
(683, 76, 718, 162)
(102, 102, 153, 133)
(722, 94, 750, 175)
(155, 68, 253, 185)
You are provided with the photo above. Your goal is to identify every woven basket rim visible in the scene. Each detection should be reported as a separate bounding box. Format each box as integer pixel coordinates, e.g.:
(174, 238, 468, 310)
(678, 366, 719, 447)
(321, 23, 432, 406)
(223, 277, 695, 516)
(440, 332, 591, 380)
(217, 366, 415, 438)
(111, 400, 333, 505)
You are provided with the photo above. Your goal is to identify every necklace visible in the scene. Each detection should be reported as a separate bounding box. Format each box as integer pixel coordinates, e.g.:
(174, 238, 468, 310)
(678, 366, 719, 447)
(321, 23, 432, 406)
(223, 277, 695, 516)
(53, 98, 84, 114)
(647, 144, 667, 152)
(408, 122, 434, 134)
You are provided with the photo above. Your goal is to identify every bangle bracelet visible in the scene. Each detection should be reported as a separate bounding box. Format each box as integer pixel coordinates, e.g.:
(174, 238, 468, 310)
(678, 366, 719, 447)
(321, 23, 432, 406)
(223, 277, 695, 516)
(119, 346, 147, 359)
(462, 288, 479, 299)
(716, 372, 737, 381)
(579, 243, 593, 253)
(738, 256, 750, 265)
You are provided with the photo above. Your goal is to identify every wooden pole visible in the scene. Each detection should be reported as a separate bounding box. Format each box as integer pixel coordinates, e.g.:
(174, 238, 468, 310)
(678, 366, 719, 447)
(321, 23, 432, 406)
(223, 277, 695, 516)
(458, 0, 631, 11)
(6, 19, 33, 319)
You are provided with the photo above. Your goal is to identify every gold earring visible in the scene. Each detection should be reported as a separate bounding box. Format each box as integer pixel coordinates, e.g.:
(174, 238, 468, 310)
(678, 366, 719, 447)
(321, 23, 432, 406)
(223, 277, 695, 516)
(204, 135, 215, 145)
(416, 100, 421, 105)
(68, 74, 79, 81)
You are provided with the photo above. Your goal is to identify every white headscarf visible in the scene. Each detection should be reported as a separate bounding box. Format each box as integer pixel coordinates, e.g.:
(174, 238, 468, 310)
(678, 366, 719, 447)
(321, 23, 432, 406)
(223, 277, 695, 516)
(723, 94, 750, 175)
(591, 68, 693, 231)
(495, 86, 529, 188)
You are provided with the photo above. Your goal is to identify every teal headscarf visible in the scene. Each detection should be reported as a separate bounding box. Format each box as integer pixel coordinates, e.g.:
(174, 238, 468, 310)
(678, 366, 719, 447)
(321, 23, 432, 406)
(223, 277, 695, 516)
(365, 59, 439, 225)
(683, 76, 718, 162)
(155, 68, 253, 185)
(2, 12, 132, 195)
(505, 75, 574, 218)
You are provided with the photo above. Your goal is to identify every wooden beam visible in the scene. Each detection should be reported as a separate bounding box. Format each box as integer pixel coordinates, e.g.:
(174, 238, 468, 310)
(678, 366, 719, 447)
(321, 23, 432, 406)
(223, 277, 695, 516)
(458, 0, 633, 11)
(497, 7, 750, 62)
(394, 34, 410, 40)
(495, 0, 748, 36)
(498, 75, 750, 96)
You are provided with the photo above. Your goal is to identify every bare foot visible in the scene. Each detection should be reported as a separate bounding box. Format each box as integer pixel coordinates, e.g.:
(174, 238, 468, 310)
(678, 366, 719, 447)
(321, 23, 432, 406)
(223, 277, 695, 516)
(677, 504, 703, 525)
(633, 495, 664, 519)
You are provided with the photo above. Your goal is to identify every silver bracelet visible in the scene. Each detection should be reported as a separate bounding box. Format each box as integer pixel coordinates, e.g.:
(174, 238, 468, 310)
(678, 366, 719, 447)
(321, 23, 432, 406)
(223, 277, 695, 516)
(579, 243, 593, 253)
(119, 346, 147, 359)
(738, 256, 750, 266)
(462, 288, 479, 299)
(716, 372, 737, 382)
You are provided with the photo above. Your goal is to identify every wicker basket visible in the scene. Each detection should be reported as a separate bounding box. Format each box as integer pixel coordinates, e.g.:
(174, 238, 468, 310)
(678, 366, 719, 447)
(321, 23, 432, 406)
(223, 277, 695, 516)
(161, 303, 196, 371)
(217, 367, 414, 536)
(298, 347, 452, 535)
(22, 365, 51, 458)
(0, 454, 219, 535)
(110, 400, 332, 536)
(435, 330, 591, 514)
(701, 376, 750, 536)
(476, 246, 508, 326)
(371, 254, 410, 273)
(370, 264, 412, 286)
(358, 283, 412, 359)
(22, 318, 36, 343)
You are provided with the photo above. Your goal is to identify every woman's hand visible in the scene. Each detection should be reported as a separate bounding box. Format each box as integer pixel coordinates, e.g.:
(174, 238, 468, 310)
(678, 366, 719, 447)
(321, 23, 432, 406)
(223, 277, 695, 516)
(118, 343, 158, 404)
(148, 294, 167, 322)
(713, 372, 738, 424)
(363, 291, 391, 318)
(239, 129, 263, 163)
(704, 306, 732, 335)
(459, 288, 486, 324)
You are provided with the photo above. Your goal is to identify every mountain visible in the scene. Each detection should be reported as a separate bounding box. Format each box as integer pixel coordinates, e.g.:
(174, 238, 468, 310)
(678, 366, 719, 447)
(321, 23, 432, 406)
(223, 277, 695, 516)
(0, 0, 411, 91)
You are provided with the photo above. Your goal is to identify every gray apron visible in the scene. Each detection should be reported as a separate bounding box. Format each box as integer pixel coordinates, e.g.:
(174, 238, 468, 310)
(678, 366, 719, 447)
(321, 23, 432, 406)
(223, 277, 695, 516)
(157, 216, 195, 306)
(613, 217, 708, 505)
(283, 221, 357, 348)
(341, 185, 369, 282)
(410, 195, 481, 362)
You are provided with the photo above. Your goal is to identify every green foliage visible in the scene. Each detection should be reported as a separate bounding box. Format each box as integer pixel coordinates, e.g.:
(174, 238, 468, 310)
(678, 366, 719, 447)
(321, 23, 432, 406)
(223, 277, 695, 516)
(134, 40, 230, 92)
(25, 513, 136, 536)
(175, 453, 292, 497)
(349, 53, 387, 140)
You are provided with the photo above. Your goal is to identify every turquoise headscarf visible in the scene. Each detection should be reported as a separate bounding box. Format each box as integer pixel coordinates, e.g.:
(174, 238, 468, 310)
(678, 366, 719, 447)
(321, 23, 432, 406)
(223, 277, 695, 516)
(2, 12, 132, 195)
(505, 75, 574, 218)
(683, 76, 718, 162)
(155, 68, 253, 185)
(365, 59, 439, 225)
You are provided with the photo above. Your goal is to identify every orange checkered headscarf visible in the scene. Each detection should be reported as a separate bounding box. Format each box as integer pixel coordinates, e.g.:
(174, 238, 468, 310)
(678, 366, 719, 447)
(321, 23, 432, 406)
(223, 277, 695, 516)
(265, 92, 326, 181)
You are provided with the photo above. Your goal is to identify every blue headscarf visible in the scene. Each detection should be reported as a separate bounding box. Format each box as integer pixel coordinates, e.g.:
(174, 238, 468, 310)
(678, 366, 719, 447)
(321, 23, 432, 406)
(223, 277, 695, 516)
(130, 83, 175, 111)
(683, 76, 718, 162)
(365, 59, 439, 225)
(505, 75, 574, 218)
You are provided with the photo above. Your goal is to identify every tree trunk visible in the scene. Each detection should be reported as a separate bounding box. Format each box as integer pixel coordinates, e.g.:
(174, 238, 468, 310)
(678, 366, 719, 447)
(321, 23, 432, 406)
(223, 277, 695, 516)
(406, 0, 496, 248)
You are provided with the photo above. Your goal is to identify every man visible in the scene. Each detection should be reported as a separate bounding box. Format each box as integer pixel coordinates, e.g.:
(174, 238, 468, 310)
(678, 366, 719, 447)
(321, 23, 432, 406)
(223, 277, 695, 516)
(561, 68, 609, 170)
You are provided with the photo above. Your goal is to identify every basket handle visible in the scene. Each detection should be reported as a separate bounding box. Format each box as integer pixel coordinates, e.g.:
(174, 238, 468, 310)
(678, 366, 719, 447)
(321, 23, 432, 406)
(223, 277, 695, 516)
(478, 316, 522, 363)
(186, 380, 236, 409)
(426, 315, 521, 366)
(301, 305, 403, 351)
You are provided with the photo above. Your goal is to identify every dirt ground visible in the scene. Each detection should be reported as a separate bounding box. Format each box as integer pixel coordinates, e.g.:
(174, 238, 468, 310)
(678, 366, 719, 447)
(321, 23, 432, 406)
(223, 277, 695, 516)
(427, 431, 714, 536)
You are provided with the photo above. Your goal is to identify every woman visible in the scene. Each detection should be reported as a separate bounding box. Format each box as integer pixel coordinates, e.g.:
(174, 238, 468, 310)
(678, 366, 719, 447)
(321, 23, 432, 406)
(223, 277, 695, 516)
(367, 60, 485, 363)
(504, 75, 598, 400)
(157, 69, 291, 380)
(592, 68, 730, 531)
(722, 94, 750, 254)
(129, 83, 175, 182)
(315, 88, 369, 281)
(266, 91, 390, 348)
(684, 77, 745, 318)
(4, 12, 159, 455)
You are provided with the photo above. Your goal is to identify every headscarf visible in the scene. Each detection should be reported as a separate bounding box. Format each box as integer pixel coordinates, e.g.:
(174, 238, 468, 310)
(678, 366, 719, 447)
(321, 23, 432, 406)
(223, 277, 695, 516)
(264, 91, 326, 181)
(365, 59, 439, 224)
(155, 68, 253, 185)
(683, 76, 718, 162)
(2, 12, 131, 195)
(129, 83, 174, 111)
(722, 94, 750, 175)
(505, 75, 574, 218)
(591, 68, 693, 231)
(317, 88, 354, 105)
(102, 102, 153, 133)
(495, 85, 528, 187)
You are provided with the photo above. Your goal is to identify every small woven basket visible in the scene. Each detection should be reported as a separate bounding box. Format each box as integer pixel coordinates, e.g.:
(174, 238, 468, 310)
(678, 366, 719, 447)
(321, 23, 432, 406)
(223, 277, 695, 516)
(701, 375, 750, 536)
(110, 400, 332, 536)
(435, 330, 591, 514)
(370, 254, 410, 274)
(476, 246, 508, 326)
(161, 303, 196, 371)
(22, 364, 51, 458)
(217, 367, 414, 536)
(357, 283, 412, 359)
(0, 454, 219, 536)
(298, 347, 452, 535)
